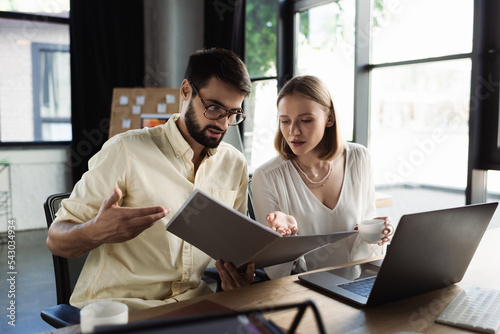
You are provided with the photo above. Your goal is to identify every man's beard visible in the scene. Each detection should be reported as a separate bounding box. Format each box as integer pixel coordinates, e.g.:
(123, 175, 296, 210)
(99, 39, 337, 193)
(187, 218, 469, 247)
(185, 100, 226, 148)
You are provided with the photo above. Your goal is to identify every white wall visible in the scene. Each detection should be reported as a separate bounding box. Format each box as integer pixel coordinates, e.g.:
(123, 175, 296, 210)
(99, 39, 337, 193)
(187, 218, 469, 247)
(0, 148, 72, 232)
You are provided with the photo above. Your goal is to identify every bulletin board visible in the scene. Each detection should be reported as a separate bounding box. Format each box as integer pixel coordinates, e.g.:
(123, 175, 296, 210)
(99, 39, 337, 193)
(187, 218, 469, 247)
(109, 87, 181, 138)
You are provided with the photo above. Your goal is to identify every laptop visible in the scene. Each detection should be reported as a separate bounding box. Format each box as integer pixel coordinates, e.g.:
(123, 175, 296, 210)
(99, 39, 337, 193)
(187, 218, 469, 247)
(298, 202, 498, 306)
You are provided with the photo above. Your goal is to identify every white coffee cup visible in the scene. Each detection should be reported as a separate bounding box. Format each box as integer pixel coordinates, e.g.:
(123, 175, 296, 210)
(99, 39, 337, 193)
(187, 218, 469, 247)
(358, 218, 394, 244)
(80, 301, 128, 333)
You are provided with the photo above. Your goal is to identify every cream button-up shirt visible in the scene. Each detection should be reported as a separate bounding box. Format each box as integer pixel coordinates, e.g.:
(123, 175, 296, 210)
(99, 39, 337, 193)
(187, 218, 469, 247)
(55, 114, 248, 310)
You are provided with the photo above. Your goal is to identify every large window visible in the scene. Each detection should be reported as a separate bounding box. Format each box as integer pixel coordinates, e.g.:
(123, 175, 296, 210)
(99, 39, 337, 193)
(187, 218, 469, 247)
(32, 43, 71, 141)
(0, 1, 70, 144)
(369, 0, 474, 217)
(371, 60, 472, 190)
(244, 0, 500, 224)
(371, 0, 473, 63)
(296, 0, 355, 141)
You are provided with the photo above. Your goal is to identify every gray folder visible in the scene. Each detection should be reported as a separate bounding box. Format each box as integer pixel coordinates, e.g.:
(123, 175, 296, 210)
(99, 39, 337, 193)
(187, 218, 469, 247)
(165, 189, 357, 270)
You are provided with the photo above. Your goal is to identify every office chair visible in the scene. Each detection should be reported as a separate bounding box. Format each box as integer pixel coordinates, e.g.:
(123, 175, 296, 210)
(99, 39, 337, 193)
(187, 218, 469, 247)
(41, 192, 87, 328)
(247, 178, 256, 220)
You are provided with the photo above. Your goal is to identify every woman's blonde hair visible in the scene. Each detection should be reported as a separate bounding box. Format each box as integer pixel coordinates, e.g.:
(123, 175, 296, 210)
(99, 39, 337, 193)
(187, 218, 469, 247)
(274, 75, 344, 161)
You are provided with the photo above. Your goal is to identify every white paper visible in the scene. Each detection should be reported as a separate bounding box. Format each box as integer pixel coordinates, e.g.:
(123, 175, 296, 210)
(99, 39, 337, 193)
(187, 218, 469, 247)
(166, 94, 176, 104)
(132, 105, 141, 115)
(119, 96, 129, 105)
(122, 119, 131, 129)
(157, 103, 167, 113)
(136, 95, 145, 105)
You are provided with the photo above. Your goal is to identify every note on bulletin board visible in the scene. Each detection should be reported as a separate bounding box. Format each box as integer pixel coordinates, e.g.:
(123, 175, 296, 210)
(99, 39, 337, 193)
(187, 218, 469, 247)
(109, 88, 181, 138)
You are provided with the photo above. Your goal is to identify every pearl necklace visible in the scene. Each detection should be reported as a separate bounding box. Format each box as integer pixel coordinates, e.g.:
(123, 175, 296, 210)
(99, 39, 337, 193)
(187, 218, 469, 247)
(293, 159, 333, 186)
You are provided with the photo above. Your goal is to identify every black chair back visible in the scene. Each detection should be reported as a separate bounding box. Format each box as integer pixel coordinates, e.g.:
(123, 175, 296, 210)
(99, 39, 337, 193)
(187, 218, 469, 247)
(247, 179, 256, 220)
(43, 193, 88, 305)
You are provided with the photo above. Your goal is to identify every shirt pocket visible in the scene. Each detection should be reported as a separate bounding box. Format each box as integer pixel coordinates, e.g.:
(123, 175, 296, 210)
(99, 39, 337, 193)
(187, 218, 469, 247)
(210, 188, 238, 208)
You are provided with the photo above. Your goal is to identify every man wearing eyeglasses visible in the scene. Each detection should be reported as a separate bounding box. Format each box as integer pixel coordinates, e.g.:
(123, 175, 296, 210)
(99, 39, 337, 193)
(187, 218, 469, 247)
(47, 48, 254, 311)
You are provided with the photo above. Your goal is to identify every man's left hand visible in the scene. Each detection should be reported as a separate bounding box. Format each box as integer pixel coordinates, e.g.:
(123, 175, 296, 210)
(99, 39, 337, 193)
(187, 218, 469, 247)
(215, 260, 255, 291)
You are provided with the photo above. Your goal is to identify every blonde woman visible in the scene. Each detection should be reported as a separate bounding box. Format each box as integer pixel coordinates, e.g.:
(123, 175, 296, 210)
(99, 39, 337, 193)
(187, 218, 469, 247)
(251, 75, 391, 279)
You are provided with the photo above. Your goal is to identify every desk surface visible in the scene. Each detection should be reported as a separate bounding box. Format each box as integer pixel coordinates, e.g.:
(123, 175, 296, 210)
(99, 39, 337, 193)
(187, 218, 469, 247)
(42, 227, 500, 334)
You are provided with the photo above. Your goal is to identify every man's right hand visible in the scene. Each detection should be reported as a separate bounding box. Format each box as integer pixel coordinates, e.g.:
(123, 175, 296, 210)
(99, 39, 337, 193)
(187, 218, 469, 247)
(47, 187, 170, 259)
(88, 187, 170, 244)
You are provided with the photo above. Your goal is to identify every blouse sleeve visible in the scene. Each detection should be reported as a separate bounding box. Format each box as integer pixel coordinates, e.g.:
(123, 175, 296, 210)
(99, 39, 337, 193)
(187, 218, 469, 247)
(251, 168, 280, 226)
(350, 145, 383, 260)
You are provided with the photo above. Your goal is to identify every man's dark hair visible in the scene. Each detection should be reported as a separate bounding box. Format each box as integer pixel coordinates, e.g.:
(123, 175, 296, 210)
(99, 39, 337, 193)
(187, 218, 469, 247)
(184, 48, 251, 97)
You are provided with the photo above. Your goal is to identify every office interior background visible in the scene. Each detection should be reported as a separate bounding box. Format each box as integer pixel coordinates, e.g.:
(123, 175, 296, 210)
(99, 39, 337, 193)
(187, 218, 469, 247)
(0, 0, 500, 332)
(1, 0, 499, 232)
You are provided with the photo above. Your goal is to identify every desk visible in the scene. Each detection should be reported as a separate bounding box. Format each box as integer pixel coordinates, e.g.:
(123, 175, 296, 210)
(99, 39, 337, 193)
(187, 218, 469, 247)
(41, 228, 500, 334)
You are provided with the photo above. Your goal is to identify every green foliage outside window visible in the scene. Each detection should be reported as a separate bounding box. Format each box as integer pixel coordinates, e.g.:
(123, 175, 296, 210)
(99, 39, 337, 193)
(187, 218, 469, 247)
(245, 0, 277, 78)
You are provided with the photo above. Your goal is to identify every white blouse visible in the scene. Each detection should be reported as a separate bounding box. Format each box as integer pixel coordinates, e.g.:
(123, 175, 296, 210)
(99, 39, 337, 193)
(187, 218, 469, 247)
(251, 142, 383, 279)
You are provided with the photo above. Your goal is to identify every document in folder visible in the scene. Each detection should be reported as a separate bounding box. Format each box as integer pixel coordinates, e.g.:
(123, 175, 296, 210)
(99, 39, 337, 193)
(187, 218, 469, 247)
(165, 189, 357, 270)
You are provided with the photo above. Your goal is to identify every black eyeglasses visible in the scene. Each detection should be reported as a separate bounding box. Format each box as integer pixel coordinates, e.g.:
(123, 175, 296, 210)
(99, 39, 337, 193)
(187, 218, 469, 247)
(189, 82, 246, 126)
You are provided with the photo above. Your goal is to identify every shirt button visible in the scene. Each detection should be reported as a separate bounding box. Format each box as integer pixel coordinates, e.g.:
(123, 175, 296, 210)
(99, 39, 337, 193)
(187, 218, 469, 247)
(185, 269, 190, 276)
(184, 244, 189, 249)
(176, 151, 181, 156)
(173, 283, 179, 289)
(187, 151, 193, 157)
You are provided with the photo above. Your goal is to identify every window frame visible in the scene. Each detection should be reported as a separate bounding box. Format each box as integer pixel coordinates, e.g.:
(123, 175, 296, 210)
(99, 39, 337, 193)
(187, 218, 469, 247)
(31, 42, 71, 142)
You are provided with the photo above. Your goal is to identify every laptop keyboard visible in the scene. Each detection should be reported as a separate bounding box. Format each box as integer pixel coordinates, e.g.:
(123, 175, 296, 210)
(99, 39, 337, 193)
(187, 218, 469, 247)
(436, 286, 500, 333)
(337, 276, 376, 297)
